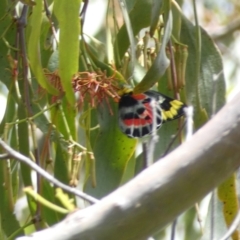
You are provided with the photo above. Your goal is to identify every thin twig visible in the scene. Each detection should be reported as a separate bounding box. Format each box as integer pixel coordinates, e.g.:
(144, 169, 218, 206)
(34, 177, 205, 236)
(29, 121, 41, 226)
(80, 0, 88, 26)
(168, 40, 179, 100)
(0, 138, 99, 204)
(43, 0, 58, 44)
(118, 0, 136, 85)
(0, 154, 10, 159)
(211, 17, 240, 41)
(142, 142, 148, 170)
(160, 121, 186, 158)
(195, 203, 203, 234)
(17, 5, 44, 227)
(18, 5, 32, 116)
(210, 190, 215, 240)
(171, 218, 177, 240)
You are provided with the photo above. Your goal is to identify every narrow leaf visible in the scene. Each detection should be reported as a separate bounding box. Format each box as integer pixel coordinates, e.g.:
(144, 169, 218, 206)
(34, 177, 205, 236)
(53, 0, 81, 106)
(115, 0, 152, 61)
(149, 0, 164, 36)
(133, 11, 172, 94)
(28, 0, 59, 95)
(85, 101, 137, 198)
(218, 174, 240, 239)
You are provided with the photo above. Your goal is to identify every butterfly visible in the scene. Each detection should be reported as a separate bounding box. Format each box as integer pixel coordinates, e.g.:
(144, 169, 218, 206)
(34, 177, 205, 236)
(118, 90, 186, 138)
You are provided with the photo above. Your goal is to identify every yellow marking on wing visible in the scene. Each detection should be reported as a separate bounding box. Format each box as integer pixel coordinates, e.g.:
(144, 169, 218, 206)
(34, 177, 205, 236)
(162, 99, 185, 121)
(170, 100, 184, 109)
(164, 110, 174, 119)
(163, 106, 181, 120)
(161, 111, 167, 121)
(170, 107, 177, 116)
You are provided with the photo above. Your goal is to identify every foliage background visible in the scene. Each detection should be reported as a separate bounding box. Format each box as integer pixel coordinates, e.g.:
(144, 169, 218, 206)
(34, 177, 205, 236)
(0, 0, 239, 239)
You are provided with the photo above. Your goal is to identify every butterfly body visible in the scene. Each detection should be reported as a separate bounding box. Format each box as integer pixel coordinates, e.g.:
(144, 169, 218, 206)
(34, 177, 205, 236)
(118, 90, 186, 138)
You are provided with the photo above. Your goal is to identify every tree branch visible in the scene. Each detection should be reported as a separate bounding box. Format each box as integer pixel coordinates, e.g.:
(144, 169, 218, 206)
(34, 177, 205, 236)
(17, 92, 240, 240)
(211, 17, 240, 41)
(0, 140, 98, 204)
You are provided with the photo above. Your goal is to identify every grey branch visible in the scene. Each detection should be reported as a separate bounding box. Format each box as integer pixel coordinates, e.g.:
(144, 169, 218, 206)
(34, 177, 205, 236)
(0, 139, 98, 204)
(211, 17, 240, 41)
(17, 92, 240, 240)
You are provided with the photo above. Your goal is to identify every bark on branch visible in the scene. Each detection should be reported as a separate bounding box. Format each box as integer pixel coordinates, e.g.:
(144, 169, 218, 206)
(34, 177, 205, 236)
(17, 92, 240, 240)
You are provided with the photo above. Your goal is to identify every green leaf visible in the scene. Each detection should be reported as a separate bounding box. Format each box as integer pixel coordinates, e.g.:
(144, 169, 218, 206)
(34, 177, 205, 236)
(133, 11, 172, 93)
(85, 41, 127, 85)
(115, 0, 152, 61)
(171, 0, 182, 39)
(217, 174, 240, 239)
(48, 50, 59, 72)
(17, 105, 32, 187)
(0, 161, 23, 238)
(54, 139, 69, 185)
(41, 180, 63, 226)
(39, 15, 55, 69)
(0, 92, 16, 135)
(53, 0, 81, 106)
(118, 0, 136, 77)
(0, 1, 15, 84)
(149, 0, 164, 36)
(120, 154, 136, 184)
(49, 97, 77, 141)
(85, 101, 137, 198)
(180, 16, 226, 126)
(28, 0, 59, 96)
(0, 85, 23, 238)
(154, 70, 186, 160)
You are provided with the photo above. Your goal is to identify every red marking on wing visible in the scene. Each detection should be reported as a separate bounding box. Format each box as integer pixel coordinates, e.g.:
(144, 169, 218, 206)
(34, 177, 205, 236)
(131, 93, 147, 101)
(141, 103, 153, 119)
(123, 118, 152, 127)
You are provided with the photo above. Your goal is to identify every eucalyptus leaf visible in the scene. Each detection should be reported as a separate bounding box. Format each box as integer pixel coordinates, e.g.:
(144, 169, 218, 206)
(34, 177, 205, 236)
(115, 0, 152, 62)
(180, 16, 226, 125)
(53, 0, 81, 106)
(28, 0, 59, 96)
(85, 101, 137, 198)
(149, 0, 164, 36)
(133, 11, 172, 94)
